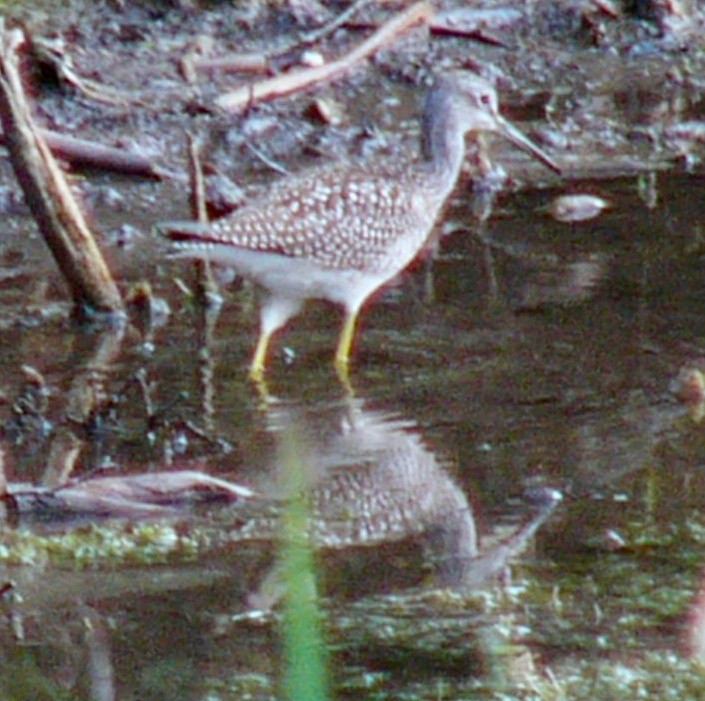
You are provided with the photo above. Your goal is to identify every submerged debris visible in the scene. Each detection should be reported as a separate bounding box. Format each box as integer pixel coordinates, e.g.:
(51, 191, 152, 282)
(2, 469, 255, 523)
(671, 367, 705, 421)
(550, 193, 610, 222)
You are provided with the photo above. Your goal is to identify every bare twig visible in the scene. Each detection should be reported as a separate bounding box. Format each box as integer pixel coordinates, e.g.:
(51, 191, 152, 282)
(187, 133, 208, 224)
(186, 134, 221, 308)
(215, 1, 433, 113)
(0, 23, 124, 317)
(184, 53, 270, 80)
(298, 0, 373, 47)
(186, 134, 221, 431)
(245, 141, 289, 175)
(31, 34, 145, 107)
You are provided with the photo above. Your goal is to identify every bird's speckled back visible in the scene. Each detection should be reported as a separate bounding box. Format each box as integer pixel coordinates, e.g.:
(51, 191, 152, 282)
(194, 155, 449, 273)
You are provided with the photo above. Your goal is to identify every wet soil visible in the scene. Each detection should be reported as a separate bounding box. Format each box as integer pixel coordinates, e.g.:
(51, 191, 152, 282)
(3, 0, 705, 699)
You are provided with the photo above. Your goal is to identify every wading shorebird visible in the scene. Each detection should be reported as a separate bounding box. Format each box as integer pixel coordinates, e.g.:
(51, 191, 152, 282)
(160, 73, 560, 382)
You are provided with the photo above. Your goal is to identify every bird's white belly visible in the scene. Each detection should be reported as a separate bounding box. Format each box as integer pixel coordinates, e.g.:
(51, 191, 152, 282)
(180, 244, 387, 309)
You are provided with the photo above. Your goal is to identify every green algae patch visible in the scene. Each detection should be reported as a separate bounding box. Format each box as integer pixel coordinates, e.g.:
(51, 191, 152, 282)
(330, 587, 524, 698)
(528, 652, 705, 701)
(524, 511, 705, 654)
(0, 521, 203, 568)
(0, 500, 282, 569)
(205, 672, 277, 701)
(501, 508, 705, 699)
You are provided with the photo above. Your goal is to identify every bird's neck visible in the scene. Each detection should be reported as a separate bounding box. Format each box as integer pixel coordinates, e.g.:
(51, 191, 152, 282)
(420, 93, 467, 197)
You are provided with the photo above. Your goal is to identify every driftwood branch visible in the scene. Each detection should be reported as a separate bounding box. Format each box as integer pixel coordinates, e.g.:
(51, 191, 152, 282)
(40, 129, 165, 178)
(0, 127, 169, 178)
(215, 1, 433, 113)
(0, 23, 124, 317)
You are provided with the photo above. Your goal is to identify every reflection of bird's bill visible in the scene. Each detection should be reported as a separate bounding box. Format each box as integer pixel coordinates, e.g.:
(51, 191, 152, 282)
(497, 116, 561, 174)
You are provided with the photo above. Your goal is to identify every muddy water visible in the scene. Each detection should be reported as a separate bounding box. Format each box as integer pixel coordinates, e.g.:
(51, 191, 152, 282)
(2, 166, 705, 695)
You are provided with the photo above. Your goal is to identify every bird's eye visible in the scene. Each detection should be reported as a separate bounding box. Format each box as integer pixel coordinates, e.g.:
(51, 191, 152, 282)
(480, 92, 492, 105)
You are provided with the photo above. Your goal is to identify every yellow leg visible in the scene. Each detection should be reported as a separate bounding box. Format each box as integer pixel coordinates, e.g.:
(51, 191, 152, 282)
(334, 310, 359, 389)
(335, 310, 358, 367)
(249, 328, 272, 381)
(249, 330, 276, 402)
(249, 296, 301, 384)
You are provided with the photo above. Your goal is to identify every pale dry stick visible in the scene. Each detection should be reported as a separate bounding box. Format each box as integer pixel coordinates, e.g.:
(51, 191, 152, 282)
(0, 25, 124, 316)
(245, 141, 289, 175)
(215, 1, 433, 113)
(185, 134, 220, 302)
(187, 133, 208, 224)
(184, 53, 270, 81)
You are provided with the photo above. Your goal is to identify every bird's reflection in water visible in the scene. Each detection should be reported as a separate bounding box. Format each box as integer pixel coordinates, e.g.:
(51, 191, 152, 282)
(249, 394, 561, 608)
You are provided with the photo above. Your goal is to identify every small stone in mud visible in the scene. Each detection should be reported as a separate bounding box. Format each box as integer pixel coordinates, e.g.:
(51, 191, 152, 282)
(304, 97, 342, 126)
(0, 185, 27, 215)
(671, 367, 705, 405)
(299, 49, 325, 68)
(550, 194, 609, 222)
(107, 223, 141, 248)
(600, 529, 626, 551)
(94, 186, 125, 209)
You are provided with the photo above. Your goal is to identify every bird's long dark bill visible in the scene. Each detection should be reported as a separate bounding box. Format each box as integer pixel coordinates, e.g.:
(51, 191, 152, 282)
(498, 116, 561, 174)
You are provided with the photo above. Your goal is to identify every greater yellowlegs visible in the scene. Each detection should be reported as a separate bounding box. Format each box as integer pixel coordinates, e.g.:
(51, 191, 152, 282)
(161, 73, 560, 380)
